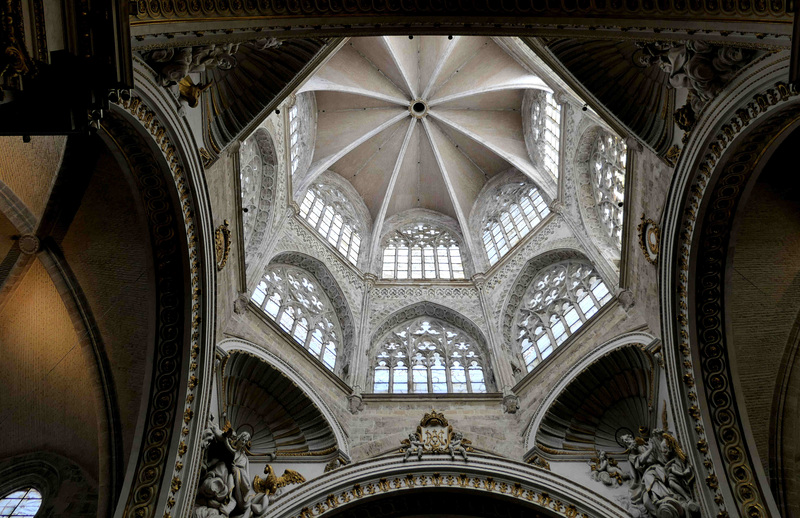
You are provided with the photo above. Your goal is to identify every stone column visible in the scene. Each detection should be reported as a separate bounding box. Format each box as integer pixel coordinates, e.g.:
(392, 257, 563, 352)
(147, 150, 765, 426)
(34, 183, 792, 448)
(472, 273, 519, 413)
(348, 272, 377, 413)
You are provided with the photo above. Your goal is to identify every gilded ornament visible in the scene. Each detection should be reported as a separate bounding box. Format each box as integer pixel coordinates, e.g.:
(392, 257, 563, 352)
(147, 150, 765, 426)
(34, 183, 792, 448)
(253, 465, 306, 495)
(178, 76, 211, 108)
(528, 454, 551, 471)
(637, 214, 660, 265)
(664, 144, 682, 167)
(399, 410, 473, 460)
(214, 220, 231, 271)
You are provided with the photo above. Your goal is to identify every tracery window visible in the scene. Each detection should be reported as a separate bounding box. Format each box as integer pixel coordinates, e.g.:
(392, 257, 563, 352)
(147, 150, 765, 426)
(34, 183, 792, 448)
(590, 131, 627, 245)
(289, 104, 300, 175)
(381, 224, 465, 280)
(516, 261, 611, 371)
(531, 92, 561, 179)
(372, 317, 487, 394)
(482, 182, 550, 266)
(252, 264, 340, 370)
(240, 136, 264, 243)
(0, 488, 42, 517)
(298, 185, 362, 266)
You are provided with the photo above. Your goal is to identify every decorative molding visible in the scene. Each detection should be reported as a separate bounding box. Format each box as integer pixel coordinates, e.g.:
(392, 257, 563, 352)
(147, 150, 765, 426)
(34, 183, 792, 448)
(637, 214, 660, 265)
(215, 220, 231, 270)
(668, 77, 799, 517)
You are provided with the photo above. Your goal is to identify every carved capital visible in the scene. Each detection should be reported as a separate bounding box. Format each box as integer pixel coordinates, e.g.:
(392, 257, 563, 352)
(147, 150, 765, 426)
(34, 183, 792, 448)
(548, 199, 565, 214)
(233, 292, 249, 314)
(617, 289, 635, 311)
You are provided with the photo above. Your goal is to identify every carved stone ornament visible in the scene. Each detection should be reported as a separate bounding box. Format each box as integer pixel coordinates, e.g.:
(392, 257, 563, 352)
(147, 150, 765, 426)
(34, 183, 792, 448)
(233, 292, 249, 315)
(619, 428, 700, 518)
(588, 451, 629, 486)
(215, 220, 231, 271)
(637, 214, 660, 265)
(527, 453, 551, 471)
(347, 386, 364, 415)
(502, 387, 520, 414)
(195, 415, 273, 518)
(17, 234, 40, 255)
(144, 43, 240, 86)
(635, 41, 755, 114)
(399, 410, 473, 461)
(0, 0, 38, 98)
(664, 145, 682, 167)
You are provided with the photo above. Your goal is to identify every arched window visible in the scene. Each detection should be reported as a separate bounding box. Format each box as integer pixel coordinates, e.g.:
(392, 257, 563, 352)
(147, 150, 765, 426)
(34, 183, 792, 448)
(372, 317, 487, 394)
(0, 488, 42, 517)
(590, 131, 627, 245)
(482, 182, 550, 265)
(516, 261, 611, 372)
(240, 135, 262, 242)
(382, 224, 465, 280)
(531, 92, 561, 179)
(289, 104, 300, 175)
(252, 264, 341, 370)
(298, 184, 362, 266)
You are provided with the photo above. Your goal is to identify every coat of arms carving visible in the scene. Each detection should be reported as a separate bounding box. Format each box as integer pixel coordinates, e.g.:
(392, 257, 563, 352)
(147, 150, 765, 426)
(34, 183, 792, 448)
(400, 410, 473, 461)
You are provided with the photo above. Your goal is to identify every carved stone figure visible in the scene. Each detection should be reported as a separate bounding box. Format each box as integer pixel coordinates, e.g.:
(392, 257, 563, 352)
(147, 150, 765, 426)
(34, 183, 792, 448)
(588, 450, 630, 486)
(620, 430, 699, 518)
(502, 387, 520, 414)
(145, 43, 240, 86)
(194, 416, 270, 518)
(635, 41, 754, 115)
(252, 465, 305, 497)
(448, 431, 468, 461)
(402, 432, 424, 461)
(347, 386, 364, 414)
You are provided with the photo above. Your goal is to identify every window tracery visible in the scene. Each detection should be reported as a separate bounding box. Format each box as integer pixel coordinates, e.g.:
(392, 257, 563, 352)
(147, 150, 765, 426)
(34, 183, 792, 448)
(372, 317, 487, 394)
(531, 92, 561, 179)
(239, 136, 262, 243)
(381, 224, 465, 280)
(252, 264, 341, 370)
(590, 131, 627, 245)
(0, 488, 42, 517)
(482, 182, 550, 265)
(516, 261, 612, 371)
(299, 185, 362, 266)
(289, 104, 300, 175)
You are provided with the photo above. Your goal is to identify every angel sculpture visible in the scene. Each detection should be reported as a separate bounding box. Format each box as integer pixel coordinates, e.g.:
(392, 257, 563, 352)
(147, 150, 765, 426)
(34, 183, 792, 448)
(402, 432, 425, 461)
(448, 431, 468, 461)
(253, 465, 306, 497)
(588, 450, 629, 486)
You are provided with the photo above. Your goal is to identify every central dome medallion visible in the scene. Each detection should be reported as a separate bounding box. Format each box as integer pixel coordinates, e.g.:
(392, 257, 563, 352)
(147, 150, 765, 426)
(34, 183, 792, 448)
(296, 36, 557, 270)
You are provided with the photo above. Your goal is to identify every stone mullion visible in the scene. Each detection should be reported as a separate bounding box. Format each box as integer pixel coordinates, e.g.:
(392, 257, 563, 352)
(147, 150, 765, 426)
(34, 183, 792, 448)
(351, 273, 375, 396)
(472, 274, 516, 408)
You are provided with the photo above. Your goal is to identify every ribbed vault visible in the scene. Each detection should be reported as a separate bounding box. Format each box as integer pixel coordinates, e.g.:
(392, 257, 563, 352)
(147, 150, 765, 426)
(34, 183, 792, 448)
(535, 346, 656, 456)
(295, 36, 554, 261)
(221, 351, 338, 457)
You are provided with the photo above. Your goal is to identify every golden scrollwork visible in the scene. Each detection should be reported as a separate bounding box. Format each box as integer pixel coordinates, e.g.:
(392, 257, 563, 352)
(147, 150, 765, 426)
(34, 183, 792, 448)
(637, 213, 660, 265)
(215, 219, 231, 271)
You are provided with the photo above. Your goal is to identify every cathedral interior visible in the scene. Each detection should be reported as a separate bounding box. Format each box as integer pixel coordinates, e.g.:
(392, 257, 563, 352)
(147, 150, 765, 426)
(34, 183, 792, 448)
(0, 2, 799, 518)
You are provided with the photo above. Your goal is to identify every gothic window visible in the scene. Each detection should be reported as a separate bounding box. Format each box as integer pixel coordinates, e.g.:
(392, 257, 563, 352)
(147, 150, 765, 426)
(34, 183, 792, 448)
(381, 224, 465, 280)
(289, 104, 300, 175)
(531, 92, 561, 179)
(482, 182, 550, 266)
(372, 317, 487, 394)
(252, 264, 341, 370)
(590, 131, 627, 245)
(0, 488, 42, 517)
(239, 136, 262, 243)
(298, 185, 362, 266)
(516, 261, 611, 372)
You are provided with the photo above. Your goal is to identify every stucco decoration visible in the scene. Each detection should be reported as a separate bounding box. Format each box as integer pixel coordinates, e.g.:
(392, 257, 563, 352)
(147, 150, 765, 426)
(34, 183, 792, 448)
(369, 301, 495, 392)
(240, 128, 278, 266)
(269, 252, 356, 381)
(219, 350, 338, 457)
(0, 452, 98, 518)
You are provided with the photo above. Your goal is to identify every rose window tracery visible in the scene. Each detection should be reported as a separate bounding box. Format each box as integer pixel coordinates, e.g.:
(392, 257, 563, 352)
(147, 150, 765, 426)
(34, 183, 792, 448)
(372, 317, 487, 394)
(516, 261, 612, 371)
(381, 224, 465, 280)
(482, 182, 550, 265)
(252, 264, 341, 370)
(590, 131, 627, 245)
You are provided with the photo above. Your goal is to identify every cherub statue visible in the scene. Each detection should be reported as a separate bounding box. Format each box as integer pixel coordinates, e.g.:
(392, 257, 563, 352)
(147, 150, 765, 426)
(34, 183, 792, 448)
(588, 450, 629, 486)
(448, 431, 468, 461)
(402, 432, 425, 461)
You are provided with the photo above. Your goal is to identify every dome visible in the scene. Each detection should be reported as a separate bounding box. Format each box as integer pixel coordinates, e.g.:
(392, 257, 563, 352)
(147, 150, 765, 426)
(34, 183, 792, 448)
(293, 36, 560, 275)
